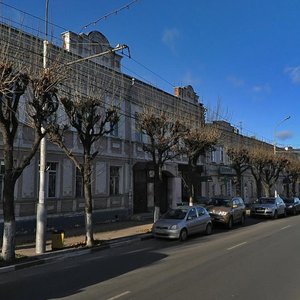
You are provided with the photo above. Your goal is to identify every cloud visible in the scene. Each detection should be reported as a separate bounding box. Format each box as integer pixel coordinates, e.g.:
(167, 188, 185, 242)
(162, 28, 180, 53)
(227, 76, 244, 87)
(252, 84, 271, 93)
(285, 66, 300, 84)
(276, 130, 294, 141)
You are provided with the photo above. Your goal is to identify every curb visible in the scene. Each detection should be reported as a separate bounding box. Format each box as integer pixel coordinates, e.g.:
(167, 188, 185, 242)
(0, 233, 153, 274)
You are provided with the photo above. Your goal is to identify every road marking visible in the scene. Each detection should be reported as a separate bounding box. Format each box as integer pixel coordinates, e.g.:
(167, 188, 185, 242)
(106, 291, 131, 300)
(125, 247, 151, 255)
(280, 225, 291, 230)
(227, 242, 247, 251)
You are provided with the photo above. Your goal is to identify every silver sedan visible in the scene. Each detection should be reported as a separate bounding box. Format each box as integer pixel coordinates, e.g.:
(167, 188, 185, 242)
(152, 205, 212, 241)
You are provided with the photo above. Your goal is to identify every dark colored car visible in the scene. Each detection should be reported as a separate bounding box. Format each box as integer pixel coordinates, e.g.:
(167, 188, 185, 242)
(250, 196, 286, 219)
(282, 197, 300, 215)
(207, 196, 246, 229)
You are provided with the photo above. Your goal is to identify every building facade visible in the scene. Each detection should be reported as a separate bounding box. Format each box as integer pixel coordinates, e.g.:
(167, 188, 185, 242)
(0, 24, 205, 221)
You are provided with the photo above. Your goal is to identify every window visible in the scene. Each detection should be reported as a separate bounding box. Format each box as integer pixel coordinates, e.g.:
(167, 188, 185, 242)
(220, 147, 224, 163)
(47, 162, 58, 198)
(110, 166, 120, 195)
(197, 207, 205, 216)
(75, 168, 83, 198)
(135, 112, 143, 142)
(187, 208, 197, 219)
(233, 199, 239, 207)
(211, 149, 216, 163)
(110, 121, 119, 137)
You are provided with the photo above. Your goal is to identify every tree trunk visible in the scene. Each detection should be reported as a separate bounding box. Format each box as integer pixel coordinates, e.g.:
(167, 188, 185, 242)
(236, 170, 242, 197)
(1, 174, 16, 261)
(255, 179, 263, 198)
(153, 164, 163, 223)
(83, 159, 94, 247)
(292, 181, 296, 197)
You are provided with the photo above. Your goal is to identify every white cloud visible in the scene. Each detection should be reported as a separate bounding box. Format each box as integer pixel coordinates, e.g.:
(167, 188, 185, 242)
(252, 84, 271, 93)
(285, 66, 300, 84)
(227, 76, 244, 87)
(276, 130, 294, 141)
(162, 28, 180, 53)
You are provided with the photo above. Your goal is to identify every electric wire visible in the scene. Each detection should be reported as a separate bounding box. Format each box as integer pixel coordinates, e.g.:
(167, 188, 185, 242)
(0, 4, 277, 146)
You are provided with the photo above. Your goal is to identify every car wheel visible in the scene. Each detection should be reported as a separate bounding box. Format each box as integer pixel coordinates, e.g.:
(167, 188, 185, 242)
(205, 223, 212, 235)
(227, 217, 233, 229)
(179, 229, 188, 242)
(240, 214, 245, 225)
(273, 210, 278, 219)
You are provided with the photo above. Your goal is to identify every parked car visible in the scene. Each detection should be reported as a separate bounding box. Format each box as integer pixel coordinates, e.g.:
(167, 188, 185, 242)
(250, 196, 286, 219)
(282, 197, 300, 215)
(207, 196, 246, 229)
(152, 205, 212, 241)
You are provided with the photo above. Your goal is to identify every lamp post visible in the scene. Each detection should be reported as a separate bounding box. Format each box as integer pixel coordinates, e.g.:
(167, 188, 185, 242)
(273, 116, 291, 155)
(273, 116, 290, 197)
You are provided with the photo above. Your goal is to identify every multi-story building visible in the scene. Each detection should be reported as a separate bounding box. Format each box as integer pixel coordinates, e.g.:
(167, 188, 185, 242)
(1, 23, 297, 224)
(0, 24, 205, 221)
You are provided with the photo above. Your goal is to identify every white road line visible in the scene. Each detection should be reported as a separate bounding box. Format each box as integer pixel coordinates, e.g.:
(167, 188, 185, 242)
(227, 242, 247, 251)
(106, 291, 131, 300)
(125, 247, 151, 255)
(280, 225, 291, 230)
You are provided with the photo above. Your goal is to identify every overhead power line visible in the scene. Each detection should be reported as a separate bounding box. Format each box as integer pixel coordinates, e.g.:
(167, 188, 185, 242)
(80, 0, 139, 32)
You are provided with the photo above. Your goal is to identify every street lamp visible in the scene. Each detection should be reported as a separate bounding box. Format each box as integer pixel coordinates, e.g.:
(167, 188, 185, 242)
(273, 116, 291, 155)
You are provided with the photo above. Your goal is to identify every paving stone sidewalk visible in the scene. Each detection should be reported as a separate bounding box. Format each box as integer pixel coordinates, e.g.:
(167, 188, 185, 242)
(13, 220, 153, 256)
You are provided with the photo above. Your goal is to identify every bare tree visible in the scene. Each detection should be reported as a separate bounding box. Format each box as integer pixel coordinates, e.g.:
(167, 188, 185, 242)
(136, 109, 186, 222)
(0, 61, 59, 262)
(262, 153, 289, 197)
(182, 125, 219, 205)
(284, 154, 300, 197)
(248, 145, 288, 197)
(226, 147, 250, 197)
(248, 146, 269, 198)
(48, 93, 119, 247)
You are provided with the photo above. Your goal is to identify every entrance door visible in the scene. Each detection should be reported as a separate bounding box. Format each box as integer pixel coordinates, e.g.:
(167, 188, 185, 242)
(133, 169, 148, 213)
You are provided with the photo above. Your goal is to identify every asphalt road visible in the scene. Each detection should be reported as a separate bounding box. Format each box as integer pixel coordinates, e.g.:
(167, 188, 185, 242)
(1, 215, 300, 300)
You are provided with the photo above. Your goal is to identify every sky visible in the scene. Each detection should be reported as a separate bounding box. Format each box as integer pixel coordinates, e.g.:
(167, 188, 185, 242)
(1, 0, 300, 148)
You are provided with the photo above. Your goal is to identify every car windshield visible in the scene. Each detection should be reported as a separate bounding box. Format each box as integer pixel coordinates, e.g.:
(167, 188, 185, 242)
(211, 198, 231, 207)
(256, 198, 275, 204)
(283, 198, 293, 203)
(162, 209, 188, 220)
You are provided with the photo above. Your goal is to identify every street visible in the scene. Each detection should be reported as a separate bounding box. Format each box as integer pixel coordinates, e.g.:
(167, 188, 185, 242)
(1, 215, 300, 300)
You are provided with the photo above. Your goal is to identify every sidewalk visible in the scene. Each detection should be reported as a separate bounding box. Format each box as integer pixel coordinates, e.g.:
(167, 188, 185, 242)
(1, 219, 153, 273)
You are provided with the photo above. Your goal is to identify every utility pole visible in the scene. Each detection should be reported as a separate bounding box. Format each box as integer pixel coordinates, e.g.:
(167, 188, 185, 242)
(36, 0, 49, 254)
(35, 1, 129, 253)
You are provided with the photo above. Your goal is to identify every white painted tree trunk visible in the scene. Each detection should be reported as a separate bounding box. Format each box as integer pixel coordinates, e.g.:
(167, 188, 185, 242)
(1, 220, 16, 261)
(85, 211, 93, 247)
(154, 205, 160, 223)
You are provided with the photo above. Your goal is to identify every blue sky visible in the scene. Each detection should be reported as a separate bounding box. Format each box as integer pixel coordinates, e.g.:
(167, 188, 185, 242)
(2, 0, 300, 148)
